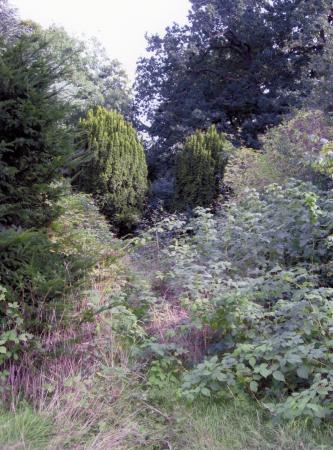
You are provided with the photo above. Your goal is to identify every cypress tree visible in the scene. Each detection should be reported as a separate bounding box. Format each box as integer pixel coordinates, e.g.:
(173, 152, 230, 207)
(174, 126, 233, 209)
(77, 107, 148, 229)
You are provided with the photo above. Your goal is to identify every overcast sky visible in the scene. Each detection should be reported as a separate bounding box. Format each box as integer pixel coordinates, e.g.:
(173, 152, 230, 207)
(10, 0, 190, 82)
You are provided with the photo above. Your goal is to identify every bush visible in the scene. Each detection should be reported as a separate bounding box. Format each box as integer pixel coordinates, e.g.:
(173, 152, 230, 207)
(0, 228, 72, 330)
(0, 189, 120, 337)
(260, 110, 333, 188)
(76, 107, 148, 230)
(153, 180, 333, 422)
(174, 126, 233, 210)
(224, 111, 333, 197)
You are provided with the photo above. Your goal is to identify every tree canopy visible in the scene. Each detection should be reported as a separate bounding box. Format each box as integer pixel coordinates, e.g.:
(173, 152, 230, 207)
(135, 0, 331, 165)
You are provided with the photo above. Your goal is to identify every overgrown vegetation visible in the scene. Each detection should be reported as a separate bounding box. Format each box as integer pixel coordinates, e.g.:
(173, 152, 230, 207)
(1, 0, 333, 448)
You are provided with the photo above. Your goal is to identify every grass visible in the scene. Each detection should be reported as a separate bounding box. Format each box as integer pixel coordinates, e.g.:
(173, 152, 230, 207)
(2, 341, 333, 450)
(0, 405, 53, 450)
(140, 385, 333, 450)
(1, 193, 333, 450)
(181, 400, 333, 450)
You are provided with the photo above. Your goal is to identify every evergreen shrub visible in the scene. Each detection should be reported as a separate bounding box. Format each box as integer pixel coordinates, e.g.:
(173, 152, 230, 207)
(76, 107, 148, 230)
(174, 126, 233, 210)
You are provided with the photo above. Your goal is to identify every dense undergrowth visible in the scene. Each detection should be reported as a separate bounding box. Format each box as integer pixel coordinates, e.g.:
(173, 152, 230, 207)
(2, 169, 333, 448)
(2, 2, 333, 449)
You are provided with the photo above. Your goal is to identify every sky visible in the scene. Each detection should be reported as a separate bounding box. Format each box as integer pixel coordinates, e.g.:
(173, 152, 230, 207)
(10, 0, 190, 82)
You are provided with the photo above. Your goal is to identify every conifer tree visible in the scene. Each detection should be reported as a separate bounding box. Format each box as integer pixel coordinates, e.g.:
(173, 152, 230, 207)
(77, 107, 148, 228)
(174, 126, 233, 209)
(0, 33, 71, 229)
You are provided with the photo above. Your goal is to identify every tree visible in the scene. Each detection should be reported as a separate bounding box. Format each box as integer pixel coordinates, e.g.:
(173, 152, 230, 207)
(76, 107, 148, 230)
(174, 126, 233, 209)
(0, 0, 18, 40)
(135, 0, 331, 168)
(304, 19, 333, 114)
(33, 27, 131, 123)
(0, 32, 72, 229)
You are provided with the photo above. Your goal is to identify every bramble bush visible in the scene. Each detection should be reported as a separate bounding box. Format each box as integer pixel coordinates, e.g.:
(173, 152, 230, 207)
(151, 180, 333, 422)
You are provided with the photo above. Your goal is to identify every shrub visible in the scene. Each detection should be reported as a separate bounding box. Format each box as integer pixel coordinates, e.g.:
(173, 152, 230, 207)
(153, 180, 333, 422)
(260, 110, 333, 188)
(0, 228, 71, 330)
(0, 285, 32, 368)
(181, 281, 333, 423)
(0, 189, 120, 337)
(224, 111, 333, 197)
(76, 107, 148, 230)
(174, 126, 233, 210)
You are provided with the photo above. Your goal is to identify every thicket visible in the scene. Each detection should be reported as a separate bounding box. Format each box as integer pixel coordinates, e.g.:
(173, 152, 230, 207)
(76, 107, 148, 230)
(144, 171, 333, 423)
(0, 15, 126, 371)
(174, 126, 233, 209)
(2, 0, 333, 447)
(224, 110, 333, 196)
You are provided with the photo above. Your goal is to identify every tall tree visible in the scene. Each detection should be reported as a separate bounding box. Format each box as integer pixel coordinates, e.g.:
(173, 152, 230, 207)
(0, 32, 72, 228)
(135, 0, 330, 167)
(0, 0, 18, 40)
(34, 27, 132, 123)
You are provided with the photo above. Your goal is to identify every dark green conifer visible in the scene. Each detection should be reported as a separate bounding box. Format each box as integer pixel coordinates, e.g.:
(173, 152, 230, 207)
(0, 33, 71, 229)
(77, 107, 148, 228)
(174, 126, 233, 209)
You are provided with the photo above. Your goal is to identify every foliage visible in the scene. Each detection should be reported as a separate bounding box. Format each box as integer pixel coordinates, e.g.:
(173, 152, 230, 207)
(260, 111, 333, 188)
(40, 27, 131, 122)
(224, 111, 333, 196)
(135, 0, 331, 167)
(50, 189, 116, 266)
(0, 405, 53, 450)
(0, 31, 72, 229)
(0, 0, 18, 41)
(0, 285, 32, 368)
(313, 141, 333, 178)
(174, 126, 233, 209)
(0, 229, 71, 323)
(305, 18, 333, 115)
(76, 107, 148, 230)
(224, 147, 262, 196)
(181, 283, 333, 422)
(150, 180, 333, 422)
(0, 189, 120, 339)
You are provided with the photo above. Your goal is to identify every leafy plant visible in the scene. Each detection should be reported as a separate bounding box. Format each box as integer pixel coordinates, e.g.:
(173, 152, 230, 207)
(0, 285, 32, 367)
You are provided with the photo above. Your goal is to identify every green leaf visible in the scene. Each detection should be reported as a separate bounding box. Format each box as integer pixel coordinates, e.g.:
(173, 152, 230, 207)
(273, 371, 285, 382)
(216, 372, 227, 382)
(258, 366, 271, 378)
(297, 366, 309, 379)
(250, 381, 258, 393)
(201, 387, 211, 397)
